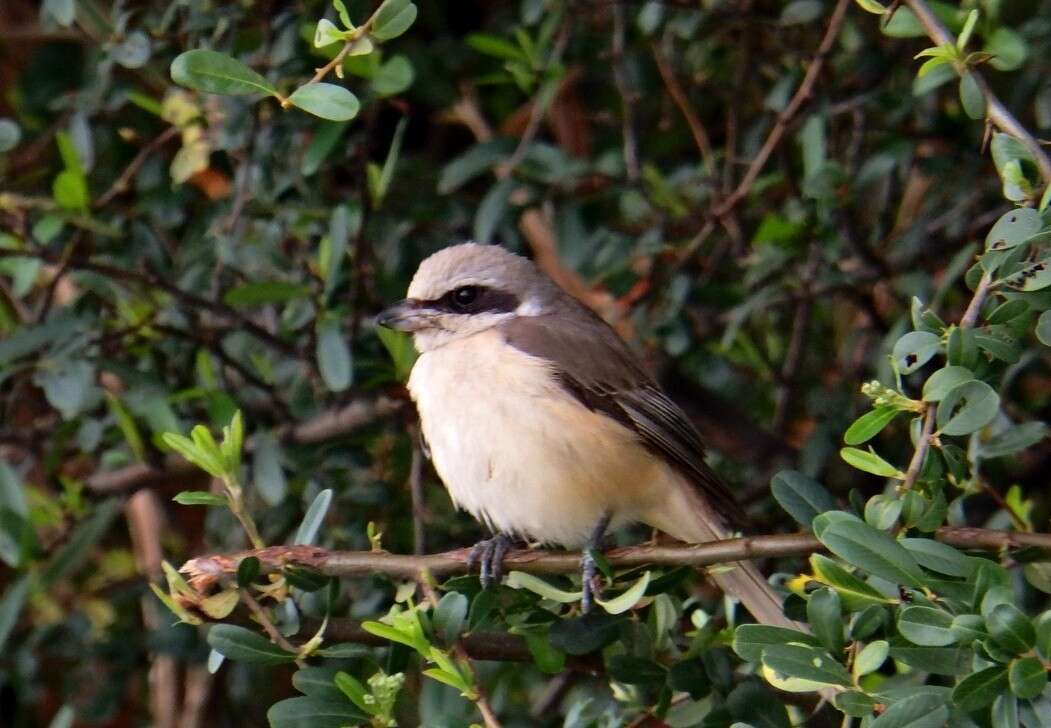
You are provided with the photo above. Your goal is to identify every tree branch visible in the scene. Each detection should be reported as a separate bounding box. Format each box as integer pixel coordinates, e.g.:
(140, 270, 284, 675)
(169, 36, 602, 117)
(177, 526, 1051, 595)
(901, 0, 1051, 185)
(86, 395, 403, 493)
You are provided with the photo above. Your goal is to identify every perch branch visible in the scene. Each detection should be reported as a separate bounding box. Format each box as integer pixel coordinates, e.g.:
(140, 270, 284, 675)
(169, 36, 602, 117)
(177, 527, 1051, 594)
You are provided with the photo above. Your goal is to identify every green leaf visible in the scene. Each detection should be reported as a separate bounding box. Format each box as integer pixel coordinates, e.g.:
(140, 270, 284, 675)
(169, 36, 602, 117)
(956, 9, 978, 50)
(267, 696, 366, 728)
(466, 33, 528, 61)
(812, 512, 925, 587)
(1009, 657, 1047, 699)
(987, 603, 1036, 654)
(733, 624, 821, 662)
(371, 0, 417, 41)
(371, 56, 414, 97)
(170, 50, 277, 96)
(889, 640, 970, 675)
(985, 208, 1044, 251)
(870, 692, 950, 728)
(287, 84, 360, 122)
(865, 494, 903, 530)
(316, 317, 352, 392)
(987, 27, 1028, 72)
(854, 640, 889, 677)
(922, 366, 975, 402)
(438, 139, 515, 194)
(980, 422, 1048, 459)
(770, 470, 836, 529)
(898, 606, 957, 646)
(840, 447, 901, 478)
(473, 177, 514, 244)
(0, 575, 30, 654)
(607, 655, 667, 685)
(237, 556, 260, 587)
(302, 121, 348, 176)
(207, 624, 296, 664)
(314, 19, 346, 48)
(953, 665, 1010, 712)
(0, 118, 21, 153)
(294, 489, 333, 546)
(845, 406, 901, 445)
(959, 72, 985, 120)
(807, 588, 843, 653)
(290, 667, 343, 700)
(936, 380, 999, 436)
(1002, 259, 1051, 292)
(810, 554, 892, 610)
(900, 538, 972, 577)
(376, 327, 417, 382)
(893, 331, 941, 374)
(223, 280, 311, 306)
(433, 592, 468, 644)
(835, 690, 877, 717)
(53, 170, 89, 211)
(368, 116, 407, 208)
(760, 643, 852, 687)
(596, 571, 651, 615)
(172, 490, 228, 507)
(548, 613, 624, 655)
(333, 671, 370, 712)
(505, 571, 582, 602)
(252, 432, 288, 506)
(43, 0, 75, 25)
(1035, 311, 1051, 346)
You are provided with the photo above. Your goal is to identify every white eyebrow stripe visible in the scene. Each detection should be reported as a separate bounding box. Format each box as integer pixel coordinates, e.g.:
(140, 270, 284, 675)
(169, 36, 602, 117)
(515, 298, 543, 316)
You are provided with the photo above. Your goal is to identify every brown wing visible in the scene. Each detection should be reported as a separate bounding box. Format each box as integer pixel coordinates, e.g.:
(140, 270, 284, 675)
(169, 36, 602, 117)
(499, 307, 744, 526)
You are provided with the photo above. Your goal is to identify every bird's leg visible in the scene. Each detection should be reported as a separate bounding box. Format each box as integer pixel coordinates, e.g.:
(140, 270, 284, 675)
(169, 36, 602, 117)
(581, 512, 613, 614)
(467, 534, 513, 589)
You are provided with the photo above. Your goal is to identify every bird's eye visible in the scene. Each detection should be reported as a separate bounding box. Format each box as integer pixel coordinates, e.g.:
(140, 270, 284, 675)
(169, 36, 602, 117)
(451, 286, 479, 310)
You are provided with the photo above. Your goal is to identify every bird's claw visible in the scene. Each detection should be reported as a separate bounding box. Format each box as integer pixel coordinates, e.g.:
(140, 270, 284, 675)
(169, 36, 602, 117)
(467, 534, 512, 588)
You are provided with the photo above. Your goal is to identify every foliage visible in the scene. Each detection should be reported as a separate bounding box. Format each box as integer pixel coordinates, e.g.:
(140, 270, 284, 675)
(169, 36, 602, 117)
(3, 0, 1051, 726)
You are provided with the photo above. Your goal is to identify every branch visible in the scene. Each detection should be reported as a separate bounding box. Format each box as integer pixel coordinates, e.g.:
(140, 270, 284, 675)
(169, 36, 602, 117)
(86, 396, 403, 493)
(712, 0, 851, 219)
(901, 0, 1051, 185)
(178, 526, 1051, 594)
(901, 269, 992, 491)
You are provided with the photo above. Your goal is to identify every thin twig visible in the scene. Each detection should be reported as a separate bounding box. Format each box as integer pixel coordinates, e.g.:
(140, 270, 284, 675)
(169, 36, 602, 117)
(408, 428, 427, 555)
(651, 42, 715, 176)
(712, 0, 851, 219)
(499, 22, 572, 177)
(900, 402, 936, 491)
(96, 126, 180, 208)
(240, 588, 305, 667)
(901, 0, 1051, 184)
(902, 270, 992, 491)
(611, 2, 640, 181)
(417, 574, 503, 728)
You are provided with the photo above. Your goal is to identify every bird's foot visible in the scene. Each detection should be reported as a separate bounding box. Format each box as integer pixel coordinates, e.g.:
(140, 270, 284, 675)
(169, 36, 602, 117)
(467, 534, 513, 589)
(580, 549, 604, 614)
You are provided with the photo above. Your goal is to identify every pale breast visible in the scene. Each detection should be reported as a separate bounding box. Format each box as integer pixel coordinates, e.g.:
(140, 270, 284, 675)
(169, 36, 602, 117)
(407, 329, 675, 546)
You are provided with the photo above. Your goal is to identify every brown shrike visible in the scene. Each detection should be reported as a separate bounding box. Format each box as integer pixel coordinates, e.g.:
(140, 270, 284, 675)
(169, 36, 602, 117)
(378, 243, 796, 627)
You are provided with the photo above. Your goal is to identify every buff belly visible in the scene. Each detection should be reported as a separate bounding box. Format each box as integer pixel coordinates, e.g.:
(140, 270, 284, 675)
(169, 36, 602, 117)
(408, 329, 679, 547)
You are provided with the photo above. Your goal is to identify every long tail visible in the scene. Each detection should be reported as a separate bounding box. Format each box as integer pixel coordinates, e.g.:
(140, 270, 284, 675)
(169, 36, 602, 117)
(644, 481, 807, 631)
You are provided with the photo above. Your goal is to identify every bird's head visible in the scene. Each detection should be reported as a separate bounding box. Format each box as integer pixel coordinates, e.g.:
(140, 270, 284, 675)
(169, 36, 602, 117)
(376, 243, 557, 351)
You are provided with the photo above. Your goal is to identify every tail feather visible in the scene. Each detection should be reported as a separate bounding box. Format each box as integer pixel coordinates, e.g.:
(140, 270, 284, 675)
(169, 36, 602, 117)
(644, 481, 807, 632)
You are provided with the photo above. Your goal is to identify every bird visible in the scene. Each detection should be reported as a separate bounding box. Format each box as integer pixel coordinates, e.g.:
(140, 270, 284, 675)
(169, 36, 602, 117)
(377, 242, 797, 628)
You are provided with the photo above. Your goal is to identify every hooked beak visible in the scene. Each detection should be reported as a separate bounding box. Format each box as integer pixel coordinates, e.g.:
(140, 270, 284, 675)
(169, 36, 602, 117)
(376, 299, 429, 332)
